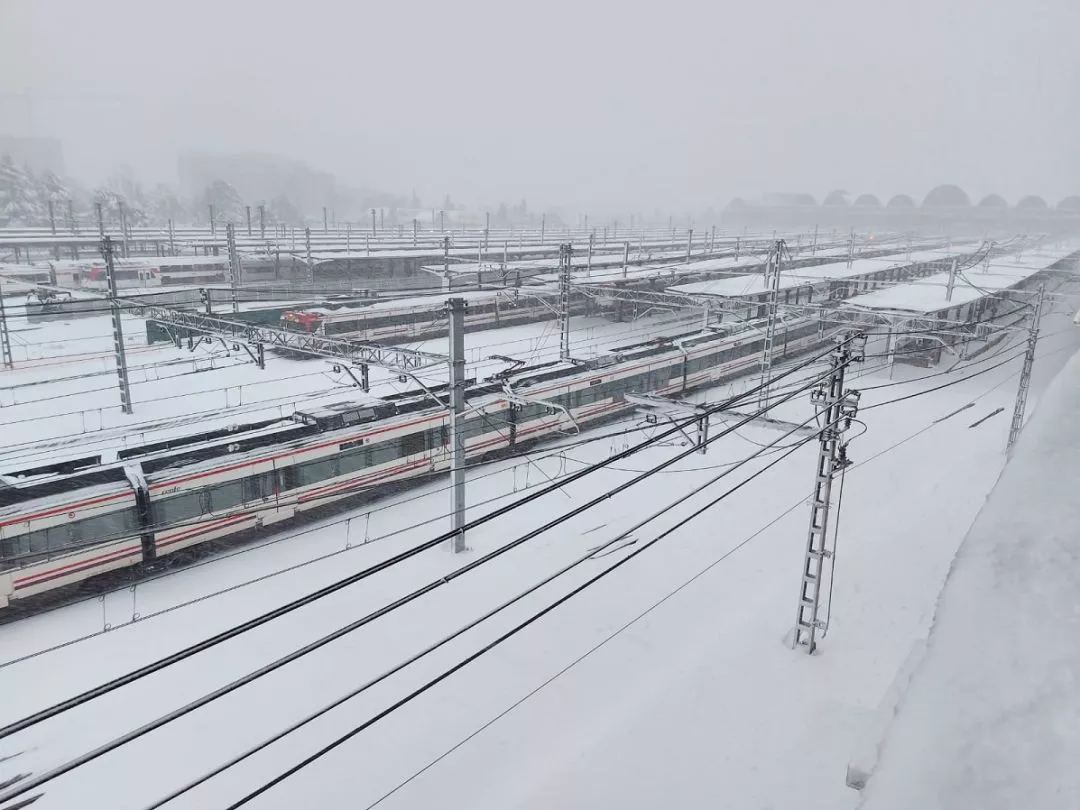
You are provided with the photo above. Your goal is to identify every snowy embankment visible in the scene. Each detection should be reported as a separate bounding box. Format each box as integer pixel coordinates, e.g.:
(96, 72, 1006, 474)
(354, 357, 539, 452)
(0, 280, 1078, 809)
(857, 339, 1080, 808)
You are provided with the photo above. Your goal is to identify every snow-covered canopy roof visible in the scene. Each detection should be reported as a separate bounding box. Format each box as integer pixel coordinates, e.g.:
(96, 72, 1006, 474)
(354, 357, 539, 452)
(668, 248, 962, 300)
(843, 247, 1076, 315)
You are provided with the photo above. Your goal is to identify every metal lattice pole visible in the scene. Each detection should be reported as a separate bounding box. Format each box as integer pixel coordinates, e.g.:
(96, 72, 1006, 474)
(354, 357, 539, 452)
(101, 237, 133, 415)
(0, 285, 14, 369)
(442, 235, 451, 291)
(757, 239, 784, 408)
(1007, 286, 1044, 453)
(792, 334, 862, 653)
(447, 297, 467, 553)
(226, 223, 241, 313)
(558, 243, 573, 360)
(118, 200, 129, 258)
(304, 226, 313, 288)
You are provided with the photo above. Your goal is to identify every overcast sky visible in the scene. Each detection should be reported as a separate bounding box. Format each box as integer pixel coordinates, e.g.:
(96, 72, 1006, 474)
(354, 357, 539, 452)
(1, 0, 1078, 214)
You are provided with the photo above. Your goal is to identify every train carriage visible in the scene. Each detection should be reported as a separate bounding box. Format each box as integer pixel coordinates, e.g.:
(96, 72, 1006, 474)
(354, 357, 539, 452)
(279, 289, 567, 344)
(0, 310, 833, 609)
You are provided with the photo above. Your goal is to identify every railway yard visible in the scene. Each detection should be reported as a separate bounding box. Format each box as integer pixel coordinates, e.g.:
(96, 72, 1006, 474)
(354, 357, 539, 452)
(0, 222, 1078, 809)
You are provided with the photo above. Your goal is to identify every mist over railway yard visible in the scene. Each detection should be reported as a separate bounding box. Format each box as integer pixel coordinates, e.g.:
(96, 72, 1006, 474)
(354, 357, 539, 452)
(1, 1, 1080, 809)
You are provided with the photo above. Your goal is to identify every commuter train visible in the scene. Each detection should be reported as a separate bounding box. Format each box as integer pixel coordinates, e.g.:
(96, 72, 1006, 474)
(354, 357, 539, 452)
(0, 314, 826, 608)
(0, 245, 1006, 608)
(279, 288, 587, 344)
(48, 257, 230, 290)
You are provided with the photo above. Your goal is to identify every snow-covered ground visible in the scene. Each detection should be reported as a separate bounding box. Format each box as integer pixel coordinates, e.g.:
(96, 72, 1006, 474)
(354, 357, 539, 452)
(857, 318, 1080, 808)
(0, 270, 1078, 809)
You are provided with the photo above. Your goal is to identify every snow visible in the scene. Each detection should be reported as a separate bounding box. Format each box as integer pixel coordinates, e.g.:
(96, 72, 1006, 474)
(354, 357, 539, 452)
(0, 273, 1077, 810)
(669, 246, 975, 299)
(43, 256, 230, 270)
(844, 246, 1078, 315)
(0, 263, 50, 280)
(301, 239, 711, 264)
(856, 329, 1080, 809)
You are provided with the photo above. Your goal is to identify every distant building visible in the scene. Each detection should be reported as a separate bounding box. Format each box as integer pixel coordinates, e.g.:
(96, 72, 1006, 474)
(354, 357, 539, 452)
(177, 152, 338, 216)
(0, 135, 65, 176)
(761, 192, 818, 207)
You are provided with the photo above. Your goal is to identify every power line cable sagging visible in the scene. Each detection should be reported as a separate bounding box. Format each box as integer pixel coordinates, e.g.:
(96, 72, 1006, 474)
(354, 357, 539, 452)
(0, 340, 852, 808)
(145, 374, 846, 809)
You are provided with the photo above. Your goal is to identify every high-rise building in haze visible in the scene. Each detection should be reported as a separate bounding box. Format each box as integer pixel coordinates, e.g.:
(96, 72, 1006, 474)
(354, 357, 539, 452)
(178, 151, 337, 216)
(0, 135, 66, 176)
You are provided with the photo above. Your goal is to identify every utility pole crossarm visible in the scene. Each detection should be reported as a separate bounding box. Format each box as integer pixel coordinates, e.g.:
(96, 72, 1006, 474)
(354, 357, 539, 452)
(573, 284, 715, 311)
(137, 306, 445, 371)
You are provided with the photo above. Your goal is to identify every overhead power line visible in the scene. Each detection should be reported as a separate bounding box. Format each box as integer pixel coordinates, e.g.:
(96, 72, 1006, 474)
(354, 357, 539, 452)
(142, 381, 839, 809)
(0, 339, 844, 746)
(0, 356, 847, 807)
(221, 413, 832, 809)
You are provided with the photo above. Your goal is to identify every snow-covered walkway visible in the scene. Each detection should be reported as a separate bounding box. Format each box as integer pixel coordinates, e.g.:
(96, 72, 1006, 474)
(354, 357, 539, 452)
(858, 330, 1080, 809)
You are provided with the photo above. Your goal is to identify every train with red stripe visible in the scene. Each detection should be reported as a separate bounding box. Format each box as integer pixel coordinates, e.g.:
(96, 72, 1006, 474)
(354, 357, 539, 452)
(279, 287, 581, 344)
(0, 314, 827, 608)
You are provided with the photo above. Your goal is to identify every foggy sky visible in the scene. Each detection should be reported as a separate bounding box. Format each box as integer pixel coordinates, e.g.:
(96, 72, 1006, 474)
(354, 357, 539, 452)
(2, 0, 1078, 215)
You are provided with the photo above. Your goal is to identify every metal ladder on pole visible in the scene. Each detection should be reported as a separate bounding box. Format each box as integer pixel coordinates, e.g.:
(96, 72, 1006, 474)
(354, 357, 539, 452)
(1007, 285, 1044, 453)
(792, 334, 862, 653)
(0, 287, 14, 370)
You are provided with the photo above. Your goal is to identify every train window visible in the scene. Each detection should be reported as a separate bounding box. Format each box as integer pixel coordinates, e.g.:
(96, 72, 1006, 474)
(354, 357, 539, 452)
(464, 419, 493, 440)
(486, 410, 512, 432)
(242, 472, 276, 502)
(0, 535, 26, 560)
(278, 466, 299, 492)
(401, 431, 426, 457)
(152, 492, 204, 526)
(77, 510, 138, 544)
(198, 489, 214, 513)
(212, 481, 244, 511)
(298, 458, 341, 486)
(519, 403, 548, 421)
(423, 427, 443, 450)
(46, 523, 80, 551)
(367, 441, 399, 467)
(338, 449, 369, 476)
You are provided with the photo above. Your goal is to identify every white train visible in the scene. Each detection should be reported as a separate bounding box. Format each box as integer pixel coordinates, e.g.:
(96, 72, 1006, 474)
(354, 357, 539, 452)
(279, 288, 581, 344)
(0, 315, 825, 608)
